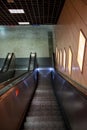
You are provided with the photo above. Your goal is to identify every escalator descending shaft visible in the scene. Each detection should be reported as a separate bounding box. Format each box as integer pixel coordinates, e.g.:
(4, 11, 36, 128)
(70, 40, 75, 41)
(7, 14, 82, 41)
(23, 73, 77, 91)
(22, 70, 66, 130)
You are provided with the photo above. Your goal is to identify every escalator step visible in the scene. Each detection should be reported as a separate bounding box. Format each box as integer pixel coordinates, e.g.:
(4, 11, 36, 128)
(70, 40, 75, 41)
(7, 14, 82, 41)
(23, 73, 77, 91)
(31, 100, 58, 105)
(31, 96, 57, 101)
(27, 104, 60, 111)
(26, 116, 62, 122)
(24, 121, 65, 130)
(28, 110, 61, 116)
(22, 127, 65, 130)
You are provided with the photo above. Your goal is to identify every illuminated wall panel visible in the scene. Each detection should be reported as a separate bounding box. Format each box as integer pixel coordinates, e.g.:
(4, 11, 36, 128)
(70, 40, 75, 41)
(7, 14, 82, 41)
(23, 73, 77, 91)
(63, 48, 66, 70)
(77, 30, 86, 72)
(57, 51, 59, 65)
(56, 47, 60, 65)
(56, 47, 58, 59)
(68, 47, 72, 75)
(60, 50, 62, 66)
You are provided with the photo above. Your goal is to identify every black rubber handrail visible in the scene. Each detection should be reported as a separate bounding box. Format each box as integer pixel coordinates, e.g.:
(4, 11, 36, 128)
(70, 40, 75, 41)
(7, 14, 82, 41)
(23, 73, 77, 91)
(52, 52, 55, 68)
(28, 52, 37, 71)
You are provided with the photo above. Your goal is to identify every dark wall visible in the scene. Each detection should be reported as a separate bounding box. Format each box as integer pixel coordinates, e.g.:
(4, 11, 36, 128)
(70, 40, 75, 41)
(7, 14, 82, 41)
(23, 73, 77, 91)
(48, 31, 53, 57)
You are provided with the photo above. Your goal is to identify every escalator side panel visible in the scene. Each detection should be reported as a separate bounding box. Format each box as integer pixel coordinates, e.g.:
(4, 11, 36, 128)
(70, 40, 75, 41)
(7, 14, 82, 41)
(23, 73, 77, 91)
(0, 72, 37, 130)
(53, 71, 87, 130)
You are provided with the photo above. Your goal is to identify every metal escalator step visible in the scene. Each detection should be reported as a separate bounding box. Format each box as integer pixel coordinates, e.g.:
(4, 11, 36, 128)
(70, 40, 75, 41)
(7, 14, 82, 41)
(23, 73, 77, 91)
(36, 90, 53, 93)
(24, 121, 65, 130)
(28, 110, 61, 116)
(36, 86, 52, 89)
(26, 116, 62, 122)
(34, 93, 55, 98)
(31, 100, 58, 105)
(31, 97, 57, 101)
(22, 127, 65, 130)
(35, 91, 55, 97)
(27, 104, 60, 111)
(33, 91, 55, 95)
(31, 93, 56, 98)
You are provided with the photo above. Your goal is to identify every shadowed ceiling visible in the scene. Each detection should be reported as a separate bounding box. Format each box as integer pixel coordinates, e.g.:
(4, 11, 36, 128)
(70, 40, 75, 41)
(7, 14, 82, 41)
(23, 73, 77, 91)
(0, 0, 65, 25)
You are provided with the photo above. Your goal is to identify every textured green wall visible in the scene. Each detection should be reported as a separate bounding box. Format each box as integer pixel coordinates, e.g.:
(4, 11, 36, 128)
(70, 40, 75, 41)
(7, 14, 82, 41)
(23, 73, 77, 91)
(0, 25, 54, 58)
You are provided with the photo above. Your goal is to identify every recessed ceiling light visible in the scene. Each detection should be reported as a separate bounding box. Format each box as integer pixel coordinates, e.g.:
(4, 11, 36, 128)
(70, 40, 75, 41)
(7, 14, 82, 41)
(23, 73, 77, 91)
(18, 22, 30, 25)
(8, 9, 24, 13)
(7, 0, 14, 3)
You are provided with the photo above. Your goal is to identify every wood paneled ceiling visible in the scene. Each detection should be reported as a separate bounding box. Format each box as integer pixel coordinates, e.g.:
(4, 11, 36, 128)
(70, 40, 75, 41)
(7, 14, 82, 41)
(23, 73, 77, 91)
(0, 0, 65, 25)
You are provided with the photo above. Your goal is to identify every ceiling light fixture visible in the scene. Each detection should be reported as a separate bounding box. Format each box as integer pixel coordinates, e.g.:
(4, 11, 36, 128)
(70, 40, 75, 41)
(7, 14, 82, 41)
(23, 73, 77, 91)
(8, 9, 24, 13)
(18, 22, 30, 25)
(7, 0, 14, 3)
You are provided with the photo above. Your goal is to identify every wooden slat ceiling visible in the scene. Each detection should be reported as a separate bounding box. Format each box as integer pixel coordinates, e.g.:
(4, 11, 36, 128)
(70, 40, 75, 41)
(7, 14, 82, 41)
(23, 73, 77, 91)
(0, 0, 65, 25)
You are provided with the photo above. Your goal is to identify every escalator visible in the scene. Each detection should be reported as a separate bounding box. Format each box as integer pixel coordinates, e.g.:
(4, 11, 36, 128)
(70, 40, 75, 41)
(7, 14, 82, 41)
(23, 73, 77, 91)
(0, 67, 67, 130)
(0, 51, 81, 130)
(1, 67, 87, 130)
(0, 52, 37, 89)
(1, 53, 15, 72)
(0, 53, 15, 83)
(21, 68, 67, 130)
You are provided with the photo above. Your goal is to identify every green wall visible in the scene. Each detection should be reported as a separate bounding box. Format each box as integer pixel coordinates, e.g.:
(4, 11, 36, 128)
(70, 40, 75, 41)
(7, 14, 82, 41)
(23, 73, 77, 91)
(0, 25, 54, 58)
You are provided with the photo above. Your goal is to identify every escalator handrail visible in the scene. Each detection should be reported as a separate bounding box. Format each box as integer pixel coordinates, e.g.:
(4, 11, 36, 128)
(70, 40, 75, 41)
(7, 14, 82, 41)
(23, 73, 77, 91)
(33, 52, 37, 70)
(28, 53, 32, 71)
(28, 52, 37, 71)
(52, 52, 55, 68)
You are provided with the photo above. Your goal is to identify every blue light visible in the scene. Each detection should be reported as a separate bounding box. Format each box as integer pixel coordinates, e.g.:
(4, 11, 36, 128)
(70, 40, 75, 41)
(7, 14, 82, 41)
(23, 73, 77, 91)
(35, 68, 41, 71)
(35, 67, 54, 72)
(49, 67, 54, 71)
